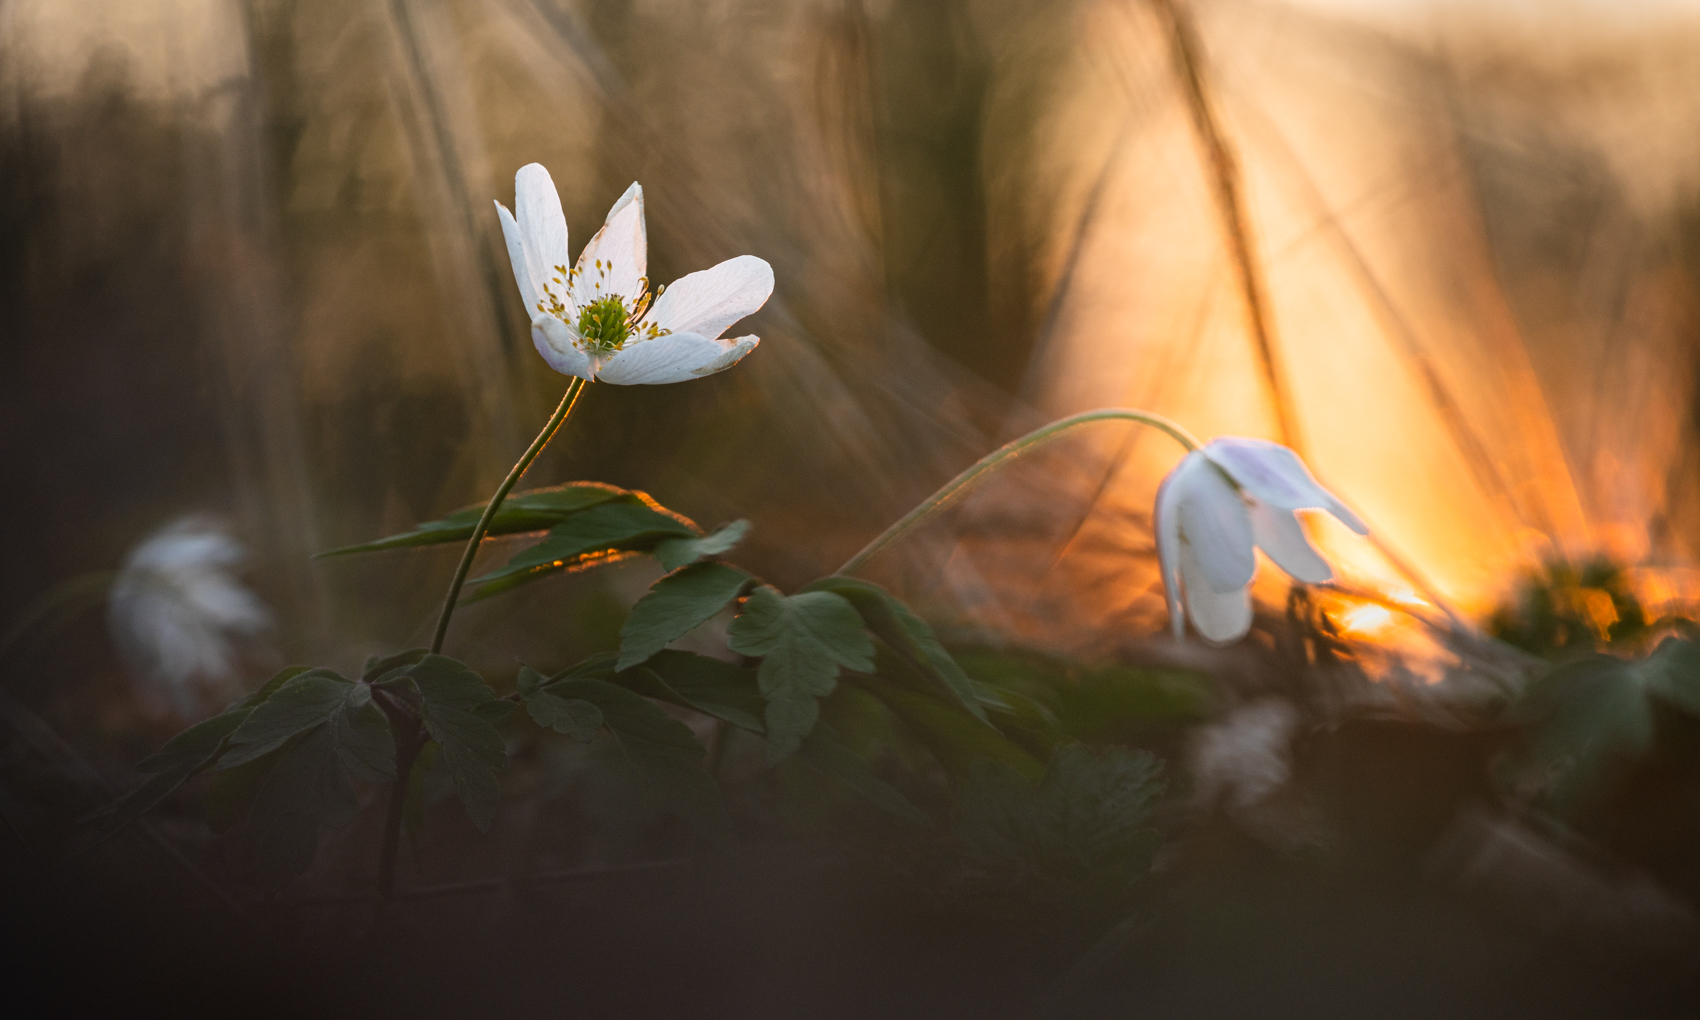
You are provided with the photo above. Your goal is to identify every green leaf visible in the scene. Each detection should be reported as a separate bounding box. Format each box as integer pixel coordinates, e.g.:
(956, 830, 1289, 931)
(633, 651, 766, 732)
(542, 675, 732, 845)
(856, 671, 1043, 782)
(395, 655, 509, 830)
(241, 722, 362, 878)
(334, 681, 398, 783)
(220, 669, 354, 768)
(803, 577, 989, 725)
(316, 483, 645, 557)
(797, 725, 931, 827)
(204, 750, 281, 834)
(525, 692, 603, 742)
(617, 561, 753, 670)
(654, 519, 751, 572)
(727, 585, 875, 764)
(77, 664, 310, 847)
(362, 648, 429, 682)
(464, 502, 700, 602)
(1643, 636, 1700, 716)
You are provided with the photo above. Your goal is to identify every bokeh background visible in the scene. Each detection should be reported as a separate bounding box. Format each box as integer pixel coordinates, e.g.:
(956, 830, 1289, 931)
(6, 0, 1700, 1013)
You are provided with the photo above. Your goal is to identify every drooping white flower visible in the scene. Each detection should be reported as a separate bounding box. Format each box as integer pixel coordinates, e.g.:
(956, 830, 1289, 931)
(495, 164, 774, 384)
(108, 517, 271, 718)
(1155, 438, 1367, 643)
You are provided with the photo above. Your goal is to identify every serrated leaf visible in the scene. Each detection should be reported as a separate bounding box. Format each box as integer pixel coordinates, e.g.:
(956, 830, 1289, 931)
(316, 483, 643, 557)
(803, 577, 989, 725)
(654, 520, 751, 572)
(633, 651, 766, 732)
(525, 690, 605, 742)
(464, 502, 700, 602)
(220, 670, 353, 768)
(542, 676, 732, 845)
(617, 562, 752, 670)
(398, 654, 509, 830)
(728, 585, 875, 764)
(797, 725, 931, 827)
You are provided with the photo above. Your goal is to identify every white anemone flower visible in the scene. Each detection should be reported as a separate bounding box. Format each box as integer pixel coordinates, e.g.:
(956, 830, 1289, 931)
(495, 164, 774, 384)
(108, 517, 271, 718)
(1155, 438, 1368, 643)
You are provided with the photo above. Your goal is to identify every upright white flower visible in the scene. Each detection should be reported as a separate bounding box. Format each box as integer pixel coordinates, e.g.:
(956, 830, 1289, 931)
(108, 517, 271, 718)
(495, 164, 774, 384)
(1155, 438, 1367, 643)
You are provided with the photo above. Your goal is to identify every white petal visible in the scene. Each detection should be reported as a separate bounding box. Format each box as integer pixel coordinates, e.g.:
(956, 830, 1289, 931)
(595, 332, 750, 385)
(531, 316, 593, 380)
(1203, 438, 1368, 535)
(1175, 456, 1256, 593)
(514, 164, 571, 305)
(1181, 541, 1254, 643)
(648, 255, 774, 340)
(1154, 454, 1190, 640)
(1249, 502, 1333, 584)
(495, 201, 539, 315)
(573, 182, 647, 309)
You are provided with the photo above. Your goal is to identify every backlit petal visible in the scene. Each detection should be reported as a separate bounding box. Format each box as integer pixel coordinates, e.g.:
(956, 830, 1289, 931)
(496, 201, 539, 314)
(595, 331, 749, 385)
(531, 316, 593, 380)
(649, 255, 774, 340)
(1155, 454, 1190, 640)
(1202, 437, 1368, 534)
(514, 164, 571, 304)
(1181, 541, 1254, 643)
(1176, 456, 1256, 593)
(1249, 502, 1333, 584)
(573, 182, 647, 308)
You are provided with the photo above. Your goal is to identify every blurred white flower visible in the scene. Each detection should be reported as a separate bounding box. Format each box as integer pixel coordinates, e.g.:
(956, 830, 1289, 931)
(1191, 697, 1300, 813)
(1156, 438, 1367, 643)
(108, 517, 271, 718)
(496, 163, 773, 385)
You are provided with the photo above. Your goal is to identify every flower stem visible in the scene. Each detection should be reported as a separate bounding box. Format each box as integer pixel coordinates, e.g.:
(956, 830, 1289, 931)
(429, 378, 588, 655)
(834, 408, 1200, 577)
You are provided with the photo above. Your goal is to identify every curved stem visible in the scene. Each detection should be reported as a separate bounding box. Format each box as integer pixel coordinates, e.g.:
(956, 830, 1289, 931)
(835, 408, 1200, 577)
(429, 378, 587, 654)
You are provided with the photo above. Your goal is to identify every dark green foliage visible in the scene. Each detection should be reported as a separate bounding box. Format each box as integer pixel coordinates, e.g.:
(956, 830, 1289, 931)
(520, 663, 732, 845)
(518, 665, 604, 742)
(803, 577, 989, 724)
(1510, 636, 1700, 814)
(1489, 556, 1658, 657)
(728, 585, 876, 763)
(76, 665, 310, 849)
(464, 502, 699, 601)
(857, 670, 1044, 781)
(654, 519, 750, 572)
(952, 648, 1215, 744)
(629, 651, 766, 733)
(316, 483, 644, 556)
(379, 654, 510, 831)
(617, 561, 753, 670)
(949, 744, 1165, 919)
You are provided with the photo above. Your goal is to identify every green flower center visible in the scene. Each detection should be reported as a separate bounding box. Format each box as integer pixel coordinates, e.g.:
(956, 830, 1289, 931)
(576, 295, 633, 351)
